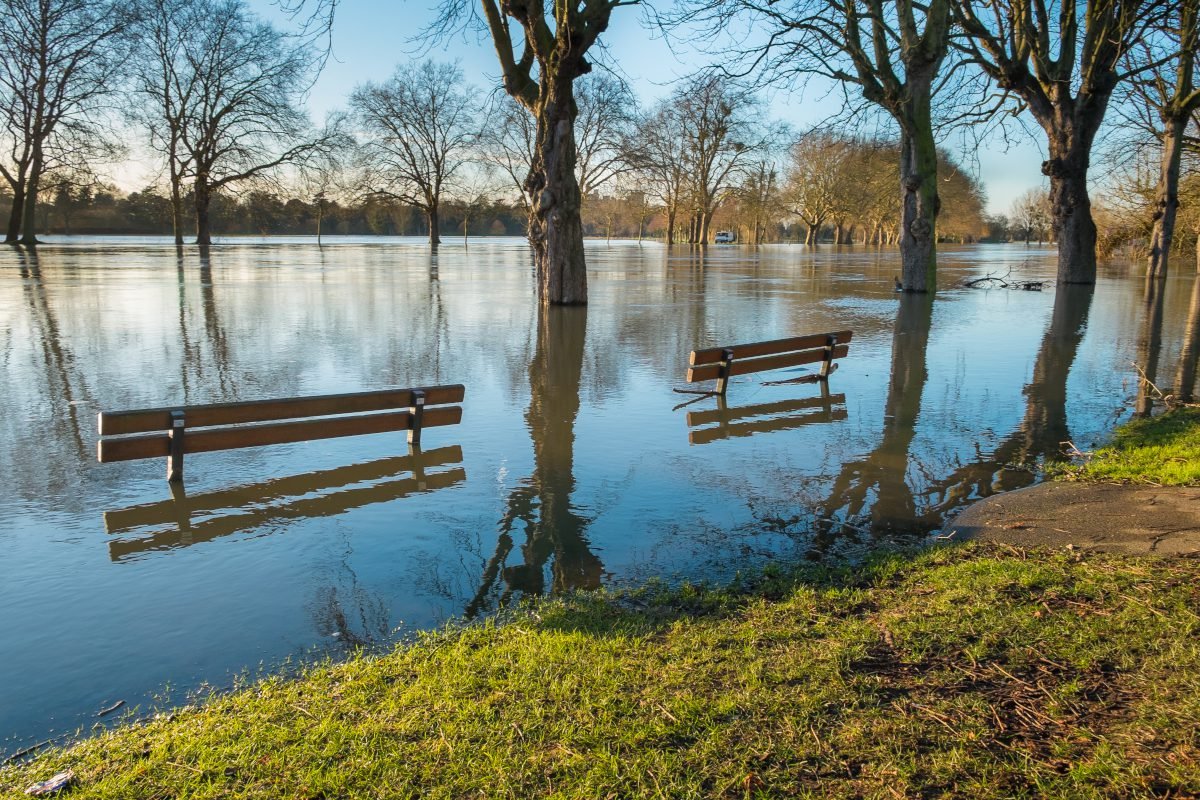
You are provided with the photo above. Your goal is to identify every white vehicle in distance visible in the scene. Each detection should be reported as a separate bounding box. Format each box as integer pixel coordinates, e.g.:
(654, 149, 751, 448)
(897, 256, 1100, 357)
(714, 231, 735, 243)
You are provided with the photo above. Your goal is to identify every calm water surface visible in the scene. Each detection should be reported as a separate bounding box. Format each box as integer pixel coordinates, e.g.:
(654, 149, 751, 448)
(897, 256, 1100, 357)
(2, 236, 1197, 752)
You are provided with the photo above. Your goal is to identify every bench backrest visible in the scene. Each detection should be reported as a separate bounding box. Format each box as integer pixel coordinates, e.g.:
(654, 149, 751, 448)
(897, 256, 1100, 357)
(686, 330, 852, 393)
(98, 384, 465, 481)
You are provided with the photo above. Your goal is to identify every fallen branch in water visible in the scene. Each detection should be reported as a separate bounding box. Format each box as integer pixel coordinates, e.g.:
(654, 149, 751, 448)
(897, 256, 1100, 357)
(1131, 362, 1200, 410)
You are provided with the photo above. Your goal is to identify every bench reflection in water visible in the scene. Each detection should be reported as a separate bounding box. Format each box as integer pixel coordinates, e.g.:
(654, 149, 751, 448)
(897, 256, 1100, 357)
(103, 445, 465, 562)
(686, 387, 848, 445)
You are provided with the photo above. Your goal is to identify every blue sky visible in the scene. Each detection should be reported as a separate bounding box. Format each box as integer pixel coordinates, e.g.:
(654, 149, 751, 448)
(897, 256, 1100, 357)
(257, 0, 1050, 214)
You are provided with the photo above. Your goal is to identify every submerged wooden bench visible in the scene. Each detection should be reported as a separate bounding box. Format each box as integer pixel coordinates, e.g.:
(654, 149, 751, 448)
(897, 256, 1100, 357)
(685, 330, 852, 395)
(97, 384, 465, 482)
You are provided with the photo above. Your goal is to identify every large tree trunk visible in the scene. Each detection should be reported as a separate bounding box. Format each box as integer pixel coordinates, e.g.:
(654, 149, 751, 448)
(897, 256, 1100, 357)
(1147, 115, 1186, 279)
(665, 207, 676, 245)
(700, 211, 713, 244)
(170, 178, 185, 246)
(1040, 106, 1106, 284)
(526, 77, 586, 306)
(898, 80, 939, 293)
(1135, 277, 1166, 417)
(6, 184, 25, 243)
(194, 176, 212, 246)
(427, 202, 441, 246)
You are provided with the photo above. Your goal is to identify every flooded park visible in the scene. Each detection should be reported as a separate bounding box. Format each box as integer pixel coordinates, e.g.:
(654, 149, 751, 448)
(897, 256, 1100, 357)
(2, 237, 1197, 754)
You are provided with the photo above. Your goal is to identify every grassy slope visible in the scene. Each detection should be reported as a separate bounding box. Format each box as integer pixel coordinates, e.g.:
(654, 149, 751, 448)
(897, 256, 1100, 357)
(1055, 408, 1200, 486)
(3, 544, 1199, 799)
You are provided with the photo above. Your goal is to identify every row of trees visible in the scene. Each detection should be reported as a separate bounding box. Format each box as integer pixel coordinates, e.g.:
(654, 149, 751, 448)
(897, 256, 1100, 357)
(2, 0, 1196, 305)
(454, 0, 1198, 302)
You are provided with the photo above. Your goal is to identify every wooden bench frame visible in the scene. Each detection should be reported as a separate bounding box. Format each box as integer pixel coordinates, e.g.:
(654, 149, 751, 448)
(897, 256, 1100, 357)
(97, 384, 465, 482)
(684, 330, 853, 395)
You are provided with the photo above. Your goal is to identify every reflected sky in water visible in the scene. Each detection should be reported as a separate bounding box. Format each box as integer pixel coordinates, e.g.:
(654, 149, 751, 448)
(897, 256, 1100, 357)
(1, 236, 1197, 751)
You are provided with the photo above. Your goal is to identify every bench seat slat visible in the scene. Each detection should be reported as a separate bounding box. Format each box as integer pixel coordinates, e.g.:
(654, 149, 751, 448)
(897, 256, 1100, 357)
(687, 344, 850, 383)
(98, 407, 462, 463)
(98, 384, 465, 436)
(689, 331, 853, 366)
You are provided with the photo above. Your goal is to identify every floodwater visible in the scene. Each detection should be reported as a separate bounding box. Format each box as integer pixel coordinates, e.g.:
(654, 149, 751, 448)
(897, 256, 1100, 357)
(2, 236, 1197, 752)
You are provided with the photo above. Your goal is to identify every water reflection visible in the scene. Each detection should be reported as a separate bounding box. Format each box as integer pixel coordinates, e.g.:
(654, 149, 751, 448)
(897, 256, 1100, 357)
(686, 390, 848, 445)
(468, 307, 603, 616)
(1176, 277, 1200, 402)
(1136, 278, 1166, 417)
(104, 446, 466, 561)
(818, 292, 934, 539)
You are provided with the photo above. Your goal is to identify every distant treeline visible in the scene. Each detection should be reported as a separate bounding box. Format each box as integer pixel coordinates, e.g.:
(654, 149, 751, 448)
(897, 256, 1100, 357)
(1, 187, 528, 238)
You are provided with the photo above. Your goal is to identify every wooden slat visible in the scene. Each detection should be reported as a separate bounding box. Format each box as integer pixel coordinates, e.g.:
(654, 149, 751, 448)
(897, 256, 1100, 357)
(98, 384, 465, 435)
(104, 446, 463, 533)
(108, 468, 467, 561)
(689, 331, 853, 366)
(687, 344, 850, 383)
(686, 394, 845, 428)
(98, 406, 462, 463)
(689, 408, 848, 445)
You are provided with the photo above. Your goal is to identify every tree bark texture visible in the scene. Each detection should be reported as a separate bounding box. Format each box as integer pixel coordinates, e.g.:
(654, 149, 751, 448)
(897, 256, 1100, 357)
(6, 185, 24, 242)
(1038, 100, 1106, 284)
(428, 203, 441, 246)
(19, 147, 43, 244)
(898, 78, 939, 293)
(526, 80, 586, 305)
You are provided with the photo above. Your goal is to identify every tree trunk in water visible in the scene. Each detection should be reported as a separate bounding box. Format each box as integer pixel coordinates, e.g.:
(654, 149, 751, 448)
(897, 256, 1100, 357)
(526, 78, 586, 306)
(19, 154, 42, 244)
(1147, 116, 1185, 279)
(194, 177, 212, 246)
(6, 185, 24, 243)
(170, 163, 185, 245)
(665, 208, 676, 245)
(1175, 276, 1200, 402)
(898, 78, 939, 293)
(700, 212, 713, 245)
(1041, 112, 1103, 284)
(834, 222, 844, 245)
(428, 204, 441, 246)
(805, 224, 815, 245)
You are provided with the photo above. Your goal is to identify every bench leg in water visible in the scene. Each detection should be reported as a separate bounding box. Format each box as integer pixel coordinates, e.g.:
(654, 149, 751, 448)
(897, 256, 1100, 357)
(167, 410, 185, 483)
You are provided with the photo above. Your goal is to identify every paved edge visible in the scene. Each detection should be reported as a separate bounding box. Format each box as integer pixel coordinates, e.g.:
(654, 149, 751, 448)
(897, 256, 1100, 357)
(945, 481, 1200, 556)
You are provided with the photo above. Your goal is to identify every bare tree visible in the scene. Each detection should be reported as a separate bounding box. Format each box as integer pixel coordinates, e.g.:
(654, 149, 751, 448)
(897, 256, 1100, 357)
(0, 0, 130, 243)
(953, 0, 1167, 283)
(171, 0, 340, 245)
(436, 0, 631, 304)
(783, 132, 845, 244)
(676, 75, 768, 244)
(573, 72, 637, 196)
(628, 101, 689, 244)
(681, 0, 961, 290)
(479, 95, 535, 212)
(1010, 187, 1053, 244)
(350, 60, 481, 246)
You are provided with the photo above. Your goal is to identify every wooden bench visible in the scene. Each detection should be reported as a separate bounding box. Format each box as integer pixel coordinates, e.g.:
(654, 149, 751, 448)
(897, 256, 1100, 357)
(97, 385, 465, 482)
(685, 330, 853, 395)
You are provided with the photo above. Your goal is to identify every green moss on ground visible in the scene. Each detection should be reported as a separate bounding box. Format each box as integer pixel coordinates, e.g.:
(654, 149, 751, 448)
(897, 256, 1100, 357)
(3, 543, 1200, 799)
(1053, 408, 1200, 486)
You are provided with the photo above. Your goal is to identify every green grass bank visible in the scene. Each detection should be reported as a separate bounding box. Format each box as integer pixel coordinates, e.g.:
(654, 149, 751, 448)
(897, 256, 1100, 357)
(1054, 407, 1200, 486)
(4, 543, 1199, 799)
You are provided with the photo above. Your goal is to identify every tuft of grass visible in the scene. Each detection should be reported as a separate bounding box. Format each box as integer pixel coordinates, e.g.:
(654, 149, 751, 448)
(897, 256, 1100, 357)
(1053, 408, 1200, 486)
(3, 543, 1200, 799)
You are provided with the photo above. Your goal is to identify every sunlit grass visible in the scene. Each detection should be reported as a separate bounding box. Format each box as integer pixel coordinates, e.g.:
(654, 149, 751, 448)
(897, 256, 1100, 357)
(1055, 408, 1200, 486)
(3, 543, 1199, 798)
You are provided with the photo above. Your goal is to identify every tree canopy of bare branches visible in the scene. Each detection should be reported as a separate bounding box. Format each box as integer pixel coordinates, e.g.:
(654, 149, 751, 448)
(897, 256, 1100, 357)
(140, 0, 342, 245)
(952, 0, 1169, 284)
(0, 0, 131, 243)
(351, 60, 482, 245)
